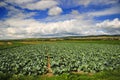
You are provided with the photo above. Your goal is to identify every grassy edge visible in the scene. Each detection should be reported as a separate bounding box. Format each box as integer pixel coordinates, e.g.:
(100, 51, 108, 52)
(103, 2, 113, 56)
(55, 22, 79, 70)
(0, 68, 120, 80)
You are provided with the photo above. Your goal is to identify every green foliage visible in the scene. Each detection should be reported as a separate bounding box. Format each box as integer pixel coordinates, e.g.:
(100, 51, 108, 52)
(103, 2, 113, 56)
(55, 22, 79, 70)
(0, 69, 120, 80)
(0, 41, 120, 77)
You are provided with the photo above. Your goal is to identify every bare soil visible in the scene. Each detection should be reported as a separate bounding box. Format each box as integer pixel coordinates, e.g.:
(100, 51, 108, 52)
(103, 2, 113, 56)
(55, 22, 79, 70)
(0, 42, 4, 45)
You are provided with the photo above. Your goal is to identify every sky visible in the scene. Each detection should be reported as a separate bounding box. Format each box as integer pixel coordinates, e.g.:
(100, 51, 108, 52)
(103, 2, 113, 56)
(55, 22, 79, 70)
(0, 0, 120, 39)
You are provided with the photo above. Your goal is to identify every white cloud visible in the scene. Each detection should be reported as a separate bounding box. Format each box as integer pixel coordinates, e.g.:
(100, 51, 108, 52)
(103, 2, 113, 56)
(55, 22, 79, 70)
(48, 6, 63, 16)
(0, 2, 7, 7)
(7, 6, 35, 18)
(5, 0, 58, 10)
(96, 18, 120, 28)
(0, 0, 120, 39)
(0, 16, 93, 39)
(92, 0, 119, 5)
(0, 1, 36, 20)
(40, 9, 85, 22)
(88, 6, 120, 16)
(5, 0, 34, 4)
(96, 18, 120, 34)
(78, 0, 119, 6)
(57, 0, 119, 8)
(78, 0, 91, 6)
(0, 16, 120, 39)
(24, 0, 58, 10)
(2, 0, 119, 10)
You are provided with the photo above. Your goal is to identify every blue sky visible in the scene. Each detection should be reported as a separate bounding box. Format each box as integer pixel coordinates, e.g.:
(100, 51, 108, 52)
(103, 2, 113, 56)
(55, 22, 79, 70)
(0, 0, 120, 39)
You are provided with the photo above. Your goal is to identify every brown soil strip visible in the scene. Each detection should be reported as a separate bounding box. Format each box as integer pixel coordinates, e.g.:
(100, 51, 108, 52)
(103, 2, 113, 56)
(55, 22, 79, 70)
(0, 42, 4, 45)
(71, 71, 94, 76)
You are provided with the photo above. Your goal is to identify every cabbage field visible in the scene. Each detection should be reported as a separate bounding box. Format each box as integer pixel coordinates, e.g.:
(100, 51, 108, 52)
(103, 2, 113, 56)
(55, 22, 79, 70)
(0, 42, 120, 76)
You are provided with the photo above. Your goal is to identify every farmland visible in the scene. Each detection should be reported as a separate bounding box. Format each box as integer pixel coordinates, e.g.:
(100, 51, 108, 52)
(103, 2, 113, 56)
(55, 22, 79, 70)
(0, 39, 120, 80)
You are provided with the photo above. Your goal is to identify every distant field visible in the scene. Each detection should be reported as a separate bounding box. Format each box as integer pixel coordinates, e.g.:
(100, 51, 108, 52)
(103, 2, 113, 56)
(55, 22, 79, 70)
(0, 40, 120, 80)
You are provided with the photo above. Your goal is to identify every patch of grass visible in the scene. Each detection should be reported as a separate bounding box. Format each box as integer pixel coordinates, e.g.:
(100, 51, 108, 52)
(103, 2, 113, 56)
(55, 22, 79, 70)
(94, 69, 120, 80)
(0, 69, 120, 80)
(0, 42, 28, 50)
(0, 40, 120, 50)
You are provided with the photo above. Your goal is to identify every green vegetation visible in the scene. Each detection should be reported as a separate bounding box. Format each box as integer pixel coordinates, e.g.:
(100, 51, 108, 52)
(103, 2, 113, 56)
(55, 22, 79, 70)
(0, 42, 28, 50)
(0, 40, 120, 80)
(0, 69, 120, 80)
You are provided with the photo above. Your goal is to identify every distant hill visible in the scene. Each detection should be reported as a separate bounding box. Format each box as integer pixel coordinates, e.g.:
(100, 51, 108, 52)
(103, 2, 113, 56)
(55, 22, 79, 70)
(0, 35, 120, 41)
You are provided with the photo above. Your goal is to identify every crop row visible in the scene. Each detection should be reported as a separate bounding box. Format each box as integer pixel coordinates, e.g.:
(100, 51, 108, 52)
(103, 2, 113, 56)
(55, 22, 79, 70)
(0, 43, 120, 75)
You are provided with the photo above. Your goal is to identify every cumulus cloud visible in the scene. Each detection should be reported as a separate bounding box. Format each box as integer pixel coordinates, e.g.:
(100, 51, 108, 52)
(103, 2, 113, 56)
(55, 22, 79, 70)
(40, 10, 83, 22)
(48, 6, 63, 16)
(0, 0, 120, 39)
(97, 18, 120, 28)
(0, 16, 120, 39)
(96, 18, 120, 34)
(0, 16, 94, 39)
